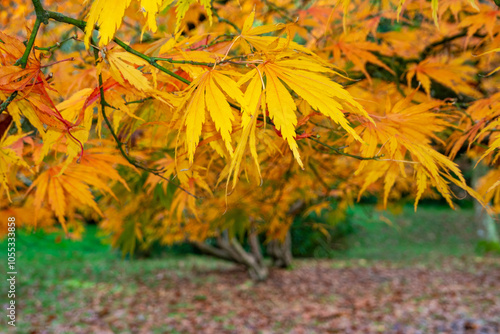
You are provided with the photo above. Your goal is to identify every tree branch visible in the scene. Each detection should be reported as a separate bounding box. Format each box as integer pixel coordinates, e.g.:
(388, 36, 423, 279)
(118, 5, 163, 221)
(308, 137, 383, 161)
(91, 46, 199, 199)
(15, 18, 42, 68)
(192, 241, 234, 261)
(112, 38, 192, 85)
(3, 0, 47, 113)
(32, 0, 49, 24)
(47, 10, 86, 31)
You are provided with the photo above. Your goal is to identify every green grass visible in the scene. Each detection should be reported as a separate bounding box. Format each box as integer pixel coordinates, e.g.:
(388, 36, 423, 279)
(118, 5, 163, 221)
(0, 226, 231, 332)
(332, 204, 480, 261)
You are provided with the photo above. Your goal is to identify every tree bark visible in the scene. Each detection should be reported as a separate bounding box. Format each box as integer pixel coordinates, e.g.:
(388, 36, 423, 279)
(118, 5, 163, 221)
(472, 160, 500, 243)
(267, 231, 293, 268)
(193, 230, 268, 281)
(193, 228, 295, 280)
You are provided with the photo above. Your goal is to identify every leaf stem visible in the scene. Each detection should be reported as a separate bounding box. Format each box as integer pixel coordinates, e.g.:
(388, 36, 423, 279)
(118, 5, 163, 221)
(152, 56, 252, 67)
(34, 35, 77, 52)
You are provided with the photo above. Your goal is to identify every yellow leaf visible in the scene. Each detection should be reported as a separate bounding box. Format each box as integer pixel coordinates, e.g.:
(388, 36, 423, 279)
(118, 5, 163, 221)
(179, 70, 244, 164)
(84, 0, 182, 47)
(182, 73, 208, 164)
(0, 131, 31, 201)
(84, 0, 133, 48)
(407, 58, 481, 99)
(28, 148, 129, 230)
(432, 0, 439, 27)
(140, 0, 163, 32)
(205, 76, 234, 155)
(226, 74, 263, 191)
(238, 55, 369, 168)
(48, 176, 66, 225)
(106, 51, 153, 93)
(264, 66, 303, 168)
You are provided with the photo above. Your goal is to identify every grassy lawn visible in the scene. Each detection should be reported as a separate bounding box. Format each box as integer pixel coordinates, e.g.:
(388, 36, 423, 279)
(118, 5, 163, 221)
(0, 204, 498, 333)
(0, 226, 232, 333)
(335, 204, 481, 261)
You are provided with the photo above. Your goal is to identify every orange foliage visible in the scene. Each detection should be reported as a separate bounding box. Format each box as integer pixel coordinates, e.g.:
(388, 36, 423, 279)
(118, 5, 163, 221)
(1, 0, 500, 249)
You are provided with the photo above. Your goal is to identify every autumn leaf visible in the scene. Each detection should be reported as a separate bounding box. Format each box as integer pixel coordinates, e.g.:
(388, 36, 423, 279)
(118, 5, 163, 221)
(238, 53, 370, 168)
(37, 89, 95, 173)
(84, 0, 213, 47)
(326, 31, 395, 83)
(174, 0, 213, 33)
(0, 131, 31, 201)
(28, 148, 130, 230)
(226, 73, 263, 190)
(178, 69, 245, 164)
(100, 50, 152, 92)
(352, 89, 483, 209)
(406, 57, 482, 99)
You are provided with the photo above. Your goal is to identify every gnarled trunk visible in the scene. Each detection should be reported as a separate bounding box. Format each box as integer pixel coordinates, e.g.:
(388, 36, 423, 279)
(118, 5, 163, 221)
(267, 231, 293, 268)
(193, 230, 269, 281)
(194, 229, 295, 280)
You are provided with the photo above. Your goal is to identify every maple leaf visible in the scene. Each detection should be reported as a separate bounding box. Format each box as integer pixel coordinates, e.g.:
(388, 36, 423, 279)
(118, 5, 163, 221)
(477, 129, 500, 165)
(225, 73, 263, 190)
(100, 50, 153, 93)
(0, 31, 25, 63)
(475, 169, 500, 213)
(28, 147, 130, 230)
(238, 53, 370, 168)
(352, 89, 483, 209)
(446, 92, 500, 160)
(437, 0, 479, 20)
(458, 4, 499, 47)
(237, 10, 287, 52)
(97, 49, 177, 110)
(406, 57, 481, 99)
(0, 130, 31, 201)
(0, 32, 77, 135)
(326, 31, 395, 83)
(177, 69, 245, 164)
(84, 0, 213, 48)
(84, 0, 132, 48)
(174, 0, 213, 33)
(37, 88, 95, 173)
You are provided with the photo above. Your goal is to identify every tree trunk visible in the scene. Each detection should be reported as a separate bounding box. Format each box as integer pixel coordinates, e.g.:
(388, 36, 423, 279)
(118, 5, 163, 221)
(472, 160, 500, 243)
(267, 231, 293, 268)
(193, 230, 269, 281)
(194, 229, 295, 280)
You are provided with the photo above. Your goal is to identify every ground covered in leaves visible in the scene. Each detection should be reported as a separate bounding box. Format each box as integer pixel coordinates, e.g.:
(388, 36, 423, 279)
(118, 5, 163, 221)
(2, 206, 500, 333)
(8, 256, 500, 334)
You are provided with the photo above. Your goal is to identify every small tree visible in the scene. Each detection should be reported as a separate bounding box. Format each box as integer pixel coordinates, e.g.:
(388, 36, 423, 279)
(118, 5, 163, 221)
(1, 0, 500, 279)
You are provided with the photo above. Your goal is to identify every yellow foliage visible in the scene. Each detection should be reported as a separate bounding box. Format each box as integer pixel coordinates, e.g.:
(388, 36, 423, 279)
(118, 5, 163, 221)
(2, 0, 499, 249)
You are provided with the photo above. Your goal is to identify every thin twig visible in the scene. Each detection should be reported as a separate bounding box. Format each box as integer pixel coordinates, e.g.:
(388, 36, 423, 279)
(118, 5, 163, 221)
(91, 46, 199, 199)
(308, 137, 383, 161)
